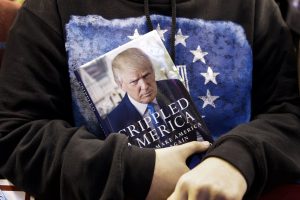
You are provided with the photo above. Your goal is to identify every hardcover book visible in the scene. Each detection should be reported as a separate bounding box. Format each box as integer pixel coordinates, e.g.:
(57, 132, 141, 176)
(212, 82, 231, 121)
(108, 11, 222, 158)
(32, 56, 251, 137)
(74, 31, 213, 165)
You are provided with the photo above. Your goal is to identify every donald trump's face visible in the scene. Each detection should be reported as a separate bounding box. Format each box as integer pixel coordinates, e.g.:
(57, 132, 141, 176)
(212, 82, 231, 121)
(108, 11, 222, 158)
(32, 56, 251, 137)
(119, 62, 157, 104)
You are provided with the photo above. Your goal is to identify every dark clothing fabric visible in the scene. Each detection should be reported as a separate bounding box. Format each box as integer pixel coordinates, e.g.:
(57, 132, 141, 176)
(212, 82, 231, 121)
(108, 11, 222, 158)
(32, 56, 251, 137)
(0, 0, 299, 200)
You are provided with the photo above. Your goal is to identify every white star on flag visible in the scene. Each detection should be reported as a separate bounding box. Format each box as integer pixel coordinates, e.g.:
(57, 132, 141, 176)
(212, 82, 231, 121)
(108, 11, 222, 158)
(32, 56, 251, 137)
(200, 66, 220, 85)
(190, 45, 208, 64)
(199, 89, 219, 108)
(175, 29, 189, 47)
(156, 24, 168, 41)
(128, 29, 141, 40)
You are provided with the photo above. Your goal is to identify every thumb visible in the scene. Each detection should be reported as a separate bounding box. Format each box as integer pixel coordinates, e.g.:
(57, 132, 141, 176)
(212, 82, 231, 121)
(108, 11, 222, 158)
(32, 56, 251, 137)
(175, 141, 211, 159)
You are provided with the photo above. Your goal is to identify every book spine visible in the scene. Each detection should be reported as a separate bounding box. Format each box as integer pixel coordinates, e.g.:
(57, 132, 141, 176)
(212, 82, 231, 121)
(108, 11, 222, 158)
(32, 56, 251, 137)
(74, 70, 109, 136)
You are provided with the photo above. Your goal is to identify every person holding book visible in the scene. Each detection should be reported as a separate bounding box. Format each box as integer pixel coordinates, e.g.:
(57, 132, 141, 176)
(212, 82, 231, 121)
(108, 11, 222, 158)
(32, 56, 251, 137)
(107, 47, 211, 149)
(0, 0, 300, 200)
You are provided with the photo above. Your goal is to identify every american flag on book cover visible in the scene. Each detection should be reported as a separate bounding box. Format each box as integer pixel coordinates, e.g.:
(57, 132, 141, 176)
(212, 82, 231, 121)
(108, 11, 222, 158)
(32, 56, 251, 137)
(65, 15, 252, 139)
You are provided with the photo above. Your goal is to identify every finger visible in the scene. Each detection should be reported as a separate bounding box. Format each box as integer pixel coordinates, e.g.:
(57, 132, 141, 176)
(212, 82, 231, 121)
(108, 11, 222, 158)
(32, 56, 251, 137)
(167, 180, 189, 200)
(189, 187, 210, 200)
(176, 141, 211, 158)
(167, 190, 187, 200)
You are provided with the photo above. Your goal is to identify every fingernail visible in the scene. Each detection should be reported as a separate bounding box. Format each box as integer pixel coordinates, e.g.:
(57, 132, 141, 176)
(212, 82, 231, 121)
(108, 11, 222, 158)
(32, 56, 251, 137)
(202, 141, 211, 147)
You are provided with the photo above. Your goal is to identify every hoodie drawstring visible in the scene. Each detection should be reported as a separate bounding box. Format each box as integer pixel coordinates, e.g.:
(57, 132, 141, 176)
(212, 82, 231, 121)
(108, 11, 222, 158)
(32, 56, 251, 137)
(144, 0, 177, 62)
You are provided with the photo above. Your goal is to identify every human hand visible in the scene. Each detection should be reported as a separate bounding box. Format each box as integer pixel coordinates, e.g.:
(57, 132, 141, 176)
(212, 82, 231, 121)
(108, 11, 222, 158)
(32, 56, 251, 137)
(168, 157, 247, 200)
(146, 141, 211, 200)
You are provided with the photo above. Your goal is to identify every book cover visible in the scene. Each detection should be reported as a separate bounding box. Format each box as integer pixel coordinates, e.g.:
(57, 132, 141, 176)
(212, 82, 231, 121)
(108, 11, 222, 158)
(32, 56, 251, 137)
(74, 31, 213, 162)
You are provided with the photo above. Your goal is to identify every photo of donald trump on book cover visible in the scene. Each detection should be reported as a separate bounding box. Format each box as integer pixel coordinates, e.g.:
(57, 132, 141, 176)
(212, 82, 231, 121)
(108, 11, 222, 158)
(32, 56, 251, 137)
(75, 31, 212, 149)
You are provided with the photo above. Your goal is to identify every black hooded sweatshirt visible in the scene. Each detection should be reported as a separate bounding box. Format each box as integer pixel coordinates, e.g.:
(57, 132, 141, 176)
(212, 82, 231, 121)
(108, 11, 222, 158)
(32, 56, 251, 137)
(0, 0, 300, 199)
